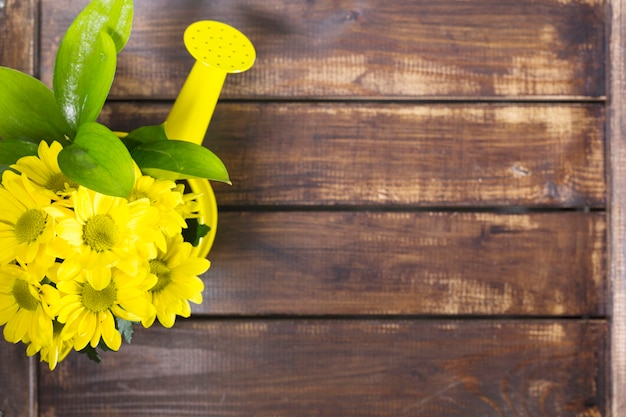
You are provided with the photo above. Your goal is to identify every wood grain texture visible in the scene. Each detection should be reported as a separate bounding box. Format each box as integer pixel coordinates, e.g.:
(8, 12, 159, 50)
(39, 319, 607, 417)
(100, 102, 606, 208)
(0, 3, 38, 417)
(0, 343, 36, 417)
(0, 0, 612, 414)
(608, 0, 626, 415)
(194, 211, 606, 316)
(40, 0, 605, 99)
(0, 0, 36, 74)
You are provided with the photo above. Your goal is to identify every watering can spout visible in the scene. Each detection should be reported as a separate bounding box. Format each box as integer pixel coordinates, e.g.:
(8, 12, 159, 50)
(165, 20, 256, 145)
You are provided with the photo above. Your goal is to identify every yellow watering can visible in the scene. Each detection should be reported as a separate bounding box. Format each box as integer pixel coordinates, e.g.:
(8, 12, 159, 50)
(166, 21, 255, 258)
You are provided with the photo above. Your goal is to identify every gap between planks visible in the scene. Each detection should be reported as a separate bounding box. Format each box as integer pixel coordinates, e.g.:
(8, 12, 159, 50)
(105, 96, 608, 104)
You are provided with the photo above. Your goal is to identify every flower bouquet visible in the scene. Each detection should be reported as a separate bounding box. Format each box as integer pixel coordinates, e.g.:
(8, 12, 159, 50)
(0, 0, 254, 369)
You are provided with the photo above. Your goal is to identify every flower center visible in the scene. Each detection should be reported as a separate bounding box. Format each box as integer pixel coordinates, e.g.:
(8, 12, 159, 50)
(81, 281, 117, 313)
(15, 209, 47, 244)
(83, 214, 119, 252)
(12, 278, 39, 311)
(149, 259, 172, 293)
(46, 173, 77, 193)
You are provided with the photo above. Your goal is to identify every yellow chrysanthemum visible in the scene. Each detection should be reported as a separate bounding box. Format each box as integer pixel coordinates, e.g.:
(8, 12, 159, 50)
(0, 171, 56, 268)
(129, 167, 187, 238)
(0, 263, 59, 346)
(12, 141, 78, 199)
(144, 234, 209, 328)
(56, 268, 156, 351)
(25, 320, 73, 371)
(174, 183, 202, 220)
(47, 186, 163, 290)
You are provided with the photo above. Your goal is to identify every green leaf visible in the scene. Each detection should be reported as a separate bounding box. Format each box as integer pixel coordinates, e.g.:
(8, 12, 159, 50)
(58, 122, 135, 198)
(0, 140, 39, 165)
(116, 318, 136, 344)
(122, 123, 168, 150)
(99, 0, 134, 53)
(53, 0, 133, 129)
(131, 140, 230, 183)
(194, 223, 212, 246)
(182, 218, 211, 247)
(0, 67, 72, 143)
(97, 339, 113, 352)
(79, 345, 102, 363)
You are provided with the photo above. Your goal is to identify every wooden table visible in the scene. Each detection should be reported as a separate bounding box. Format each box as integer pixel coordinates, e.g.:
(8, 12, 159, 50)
(0, 0, 623, 415)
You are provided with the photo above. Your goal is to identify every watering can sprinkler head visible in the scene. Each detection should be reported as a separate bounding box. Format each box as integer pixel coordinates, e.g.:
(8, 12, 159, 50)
(165, 20, 256, 145)
(185, 20, 256, 74)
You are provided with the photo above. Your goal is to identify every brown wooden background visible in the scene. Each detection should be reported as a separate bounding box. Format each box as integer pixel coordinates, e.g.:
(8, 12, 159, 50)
(1, 0, 624, 415)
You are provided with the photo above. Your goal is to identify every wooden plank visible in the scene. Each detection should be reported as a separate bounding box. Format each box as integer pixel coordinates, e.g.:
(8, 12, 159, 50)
(39, 319, 607, 417)
(608, 0, 626, 415)
(0, 344, 36, 417)
(100, 102, 606, 208)
(196, 211, 606, 316)
(40, 0, 606, 99)
(0, 3, 39, 417)
(0, 0, 37, 74)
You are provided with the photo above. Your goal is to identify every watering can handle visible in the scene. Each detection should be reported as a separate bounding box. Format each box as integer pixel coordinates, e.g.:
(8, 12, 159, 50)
(165, 20, 256, 145)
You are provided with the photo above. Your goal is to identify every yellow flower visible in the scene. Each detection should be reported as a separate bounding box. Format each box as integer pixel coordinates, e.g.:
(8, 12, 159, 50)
(0, 171, 55, 268)
(47, 186, 163, 290)
(144, 235, 209, 328)
(12, 141, 78, 199)
(174, 183, 202, 220)
(56, 268, 156, 351)
(0, 263, 59, 346)
(129, 167, 187, 238)
(25, 320, 73, 371)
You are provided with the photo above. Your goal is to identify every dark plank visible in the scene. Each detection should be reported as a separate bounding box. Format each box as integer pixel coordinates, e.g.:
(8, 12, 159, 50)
(39, 319, 607, 417)
(608, 0, 626, 415)
(40, 0, 605, 99)
(0, 3, 38, 416)
(0, 0, 36, 74)
(0, 343, 36, 417)
(196, 211, 606, 316)
(100, 102, 606, 208)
